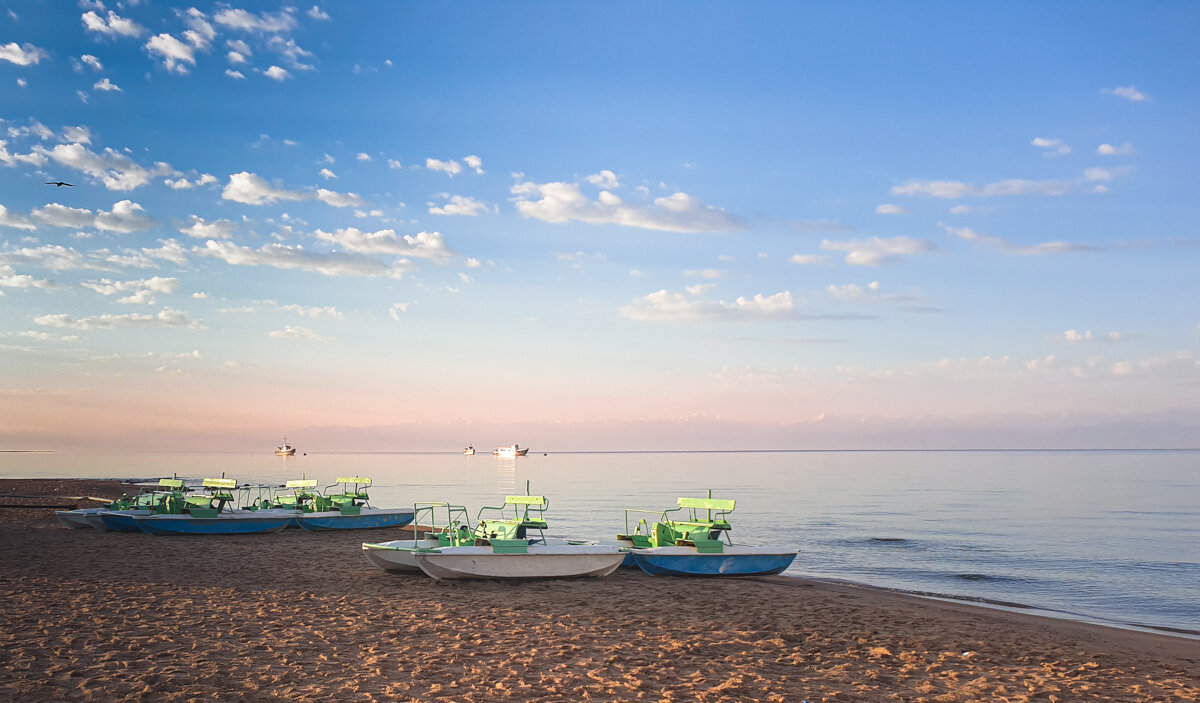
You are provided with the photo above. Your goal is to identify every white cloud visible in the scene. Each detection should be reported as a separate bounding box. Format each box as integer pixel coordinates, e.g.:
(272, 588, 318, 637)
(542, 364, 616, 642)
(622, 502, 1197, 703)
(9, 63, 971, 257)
(214, 8, 299, 33)
(37, 142, 170, 191)
(266, 37, 315, 70)
(942, 224, 1097, 256)
(1103, 85, 1149, 102)
(585, 169, 619, 189)
(308, 6, 331, 21)
(1032, 137, 1071, 156)
(31, 203, 94, 229)
(221, 171, 308, 205)
(892, 178, 1075, 199)
(0, 139, 47, 168)
(426, 158, 462, 176)
(464, 258, 481, 268)
(30, 200, 156, 233)
(315, 188, 364, 208)
(144, 33, 196, 74)
(388, 302, 409, 320)
(789, 254, 828, 265)
(313, 228, 452, 262)
(80, 54, 104, 71)
(268, 325, 332, 342)
(278, 303, 341, 320)
(820, 236, 935, 266)
(464, 154, 484, 174)
(0, 42, 48, 66)
(227, 50, 248, 64)
(220, 172, 360, 207)
(225, 69, 245, 80)
(182, 8, 216, 49)
(619, 289, 794, 322)
(94, 200, 155, 233)
(93, 77, 122, 92)
(875, 203, 907, 215)
(512, 180, 745, 233)
(387, 159, 403, 169)
(180, 216, 236, 239)
(1097, 142, 1135, 156)
(356, 152, 371, 162)
(34, 307, 204, 330)
(0, 205, 35, 230)
(948, 205, 973, 214)
(0, 264, 54, 290)
(81, 10, 146, 38)
(827, 281, 881, 301)
(1083, 167, 1120, 182)
(263, 65, 291, 81)
(164, 173, 217, 189)
(197, 240, 414, 279)
(16, 78, 25, 88)
(1111, 351, 1194, 377)
(1064, 329, 1123, 343)
(81, 276, 179, 304)
(143, 239, 188, 266)
(0, 244, 101, 273)
(319, 168, 336, 180)
(428, 194, 489, 216)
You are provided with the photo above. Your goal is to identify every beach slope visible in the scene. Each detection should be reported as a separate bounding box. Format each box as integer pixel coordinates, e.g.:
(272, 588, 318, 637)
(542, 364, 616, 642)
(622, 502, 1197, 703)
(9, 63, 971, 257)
(0, 479, 1196, 702)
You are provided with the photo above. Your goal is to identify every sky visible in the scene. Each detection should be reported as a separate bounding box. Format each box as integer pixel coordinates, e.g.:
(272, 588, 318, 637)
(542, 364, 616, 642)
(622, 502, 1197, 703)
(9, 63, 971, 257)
(1, 2, 1198, 451)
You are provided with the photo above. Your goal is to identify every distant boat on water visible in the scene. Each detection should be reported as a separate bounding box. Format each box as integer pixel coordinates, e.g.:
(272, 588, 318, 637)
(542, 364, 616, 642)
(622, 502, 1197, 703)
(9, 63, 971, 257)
(275, 437, 296, 456)
(463, 445, 475, 455)
(493, 444, 528, 458)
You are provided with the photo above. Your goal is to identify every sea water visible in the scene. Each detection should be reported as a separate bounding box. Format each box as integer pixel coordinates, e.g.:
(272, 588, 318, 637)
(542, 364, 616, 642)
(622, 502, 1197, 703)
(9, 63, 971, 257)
(4, 448, 1197, 636)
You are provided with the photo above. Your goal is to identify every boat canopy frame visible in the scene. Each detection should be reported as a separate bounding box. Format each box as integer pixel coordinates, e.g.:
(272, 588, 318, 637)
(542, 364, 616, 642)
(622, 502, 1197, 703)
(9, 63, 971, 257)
(473, 480, 548, 548)
(619, 490, 737, 553)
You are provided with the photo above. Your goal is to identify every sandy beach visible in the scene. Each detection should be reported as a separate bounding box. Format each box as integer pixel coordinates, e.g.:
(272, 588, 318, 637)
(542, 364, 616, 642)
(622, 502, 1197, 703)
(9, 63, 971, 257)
(0, 479, 1196, 702)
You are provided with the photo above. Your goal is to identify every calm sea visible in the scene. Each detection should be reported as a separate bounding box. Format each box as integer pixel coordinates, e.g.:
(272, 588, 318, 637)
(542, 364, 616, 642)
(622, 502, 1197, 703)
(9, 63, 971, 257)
(4, 448, 1198, 636)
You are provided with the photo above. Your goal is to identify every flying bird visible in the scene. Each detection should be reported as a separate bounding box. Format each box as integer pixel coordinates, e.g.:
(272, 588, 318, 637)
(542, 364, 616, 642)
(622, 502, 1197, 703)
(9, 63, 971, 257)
(45, 181, 75, 187)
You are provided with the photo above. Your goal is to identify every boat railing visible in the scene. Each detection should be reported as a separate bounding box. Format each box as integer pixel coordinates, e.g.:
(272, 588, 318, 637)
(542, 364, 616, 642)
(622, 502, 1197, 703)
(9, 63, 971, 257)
(322, 476, 372, 511)
(620, 493, 738, 548)
(411, 502, 472, 547)
(270, 478, 322, 511)
(474, 481, 548, 544)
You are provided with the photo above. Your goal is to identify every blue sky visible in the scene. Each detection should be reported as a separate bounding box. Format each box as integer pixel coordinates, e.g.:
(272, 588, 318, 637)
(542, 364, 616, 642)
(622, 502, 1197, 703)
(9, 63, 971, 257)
(1, 2, 1198, 450)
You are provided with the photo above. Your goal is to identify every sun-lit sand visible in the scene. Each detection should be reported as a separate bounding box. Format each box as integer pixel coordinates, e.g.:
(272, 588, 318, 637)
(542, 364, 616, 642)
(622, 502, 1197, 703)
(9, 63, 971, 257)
(1, 479, 1196, 702)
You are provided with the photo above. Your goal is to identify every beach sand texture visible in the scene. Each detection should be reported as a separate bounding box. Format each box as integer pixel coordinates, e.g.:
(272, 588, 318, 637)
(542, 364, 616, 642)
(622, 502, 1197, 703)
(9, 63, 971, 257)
(0, 479, 1196, 702)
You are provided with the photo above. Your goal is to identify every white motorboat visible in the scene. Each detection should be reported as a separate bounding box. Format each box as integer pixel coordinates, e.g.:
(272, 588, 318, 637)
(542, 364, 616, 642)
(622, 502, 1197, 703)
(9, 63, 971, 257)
(463, 445, 475, 455)
(492, 444, 528, 457)
(275, 437, 296, 456)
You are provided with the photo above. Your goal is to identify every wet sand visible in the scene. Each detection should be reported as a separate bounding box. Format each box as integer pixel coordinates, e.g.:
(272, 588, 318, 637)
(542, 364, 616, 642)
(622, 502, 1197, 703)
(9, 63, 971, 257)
(1, 478, 1196, 702)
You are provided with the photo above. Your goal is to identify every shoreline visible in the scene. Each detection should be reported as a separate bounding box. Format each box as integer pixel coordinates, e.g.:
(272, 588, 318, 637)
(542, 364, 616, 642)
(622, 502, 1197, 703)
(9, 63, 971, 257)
(0, 478, 1196, 702)
(4, 476, 1195, 641)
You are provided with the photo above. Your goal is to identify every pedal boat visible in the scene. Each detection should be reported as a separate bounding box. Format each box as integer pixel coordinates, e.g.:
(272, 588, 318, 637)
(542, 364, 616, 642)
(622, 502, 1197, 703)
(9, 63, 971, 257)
(292, 477, 414, 531)
(95, 478, 191, 532)
(133, 478, 293, 535)
(617, 493, 798, 577)
(398, 483, 625, 581)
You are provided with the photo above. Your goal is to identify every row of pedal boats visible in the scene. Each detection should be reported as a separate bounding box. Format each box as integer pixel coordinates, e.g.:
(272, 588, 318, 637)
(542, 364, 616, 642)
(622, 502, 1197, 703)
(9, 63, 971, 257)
(56, 476, 797, 580)
(361, 484, 798, 581)
(55, 476, 414, 535)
